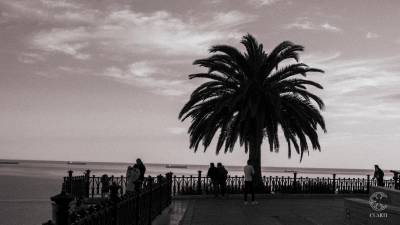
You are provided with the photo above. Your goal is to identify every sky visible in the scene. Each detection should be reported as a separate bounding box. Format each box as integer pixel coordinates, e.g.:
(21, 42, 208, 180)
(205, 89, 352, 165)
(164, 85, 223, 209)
(0, 0, 400, 169)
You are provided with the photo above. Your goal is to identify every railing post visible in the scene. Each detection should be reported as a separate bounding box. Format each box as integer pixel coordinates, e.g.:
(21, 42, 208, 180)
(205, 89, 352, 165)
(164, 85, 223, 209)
(67, 170, 73, 194)
(197, 170, 202, 194)
(293, 172, 297, 193)
(172, 175, 176, 196)
(50, 191, 73, 225)
(332, 174, 336, 194)
(166, 173, 173, 204)
(85, 169, 91, 198)
(367, 174, 371, 194)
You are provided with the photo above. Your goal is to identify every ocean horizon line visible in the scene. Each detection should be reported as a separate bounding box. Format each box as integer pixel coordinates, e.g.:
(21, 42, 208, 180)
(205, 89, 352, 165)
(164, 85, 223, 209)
(0, 158, 392, 174)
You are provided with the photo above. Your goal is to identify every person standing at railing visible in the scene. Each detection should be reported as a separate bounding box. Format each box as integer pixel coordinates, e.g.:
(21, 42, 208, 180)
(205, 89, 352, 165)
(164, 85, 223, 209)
(207, 163, 218, 197)
(216, 162, 228, 197)
(244, 160, 257, 205)
(374, 164, 385, 187)
(137, 158, 146, 185)
(100, 174, 110, 197)
(126, 164, 141, 195)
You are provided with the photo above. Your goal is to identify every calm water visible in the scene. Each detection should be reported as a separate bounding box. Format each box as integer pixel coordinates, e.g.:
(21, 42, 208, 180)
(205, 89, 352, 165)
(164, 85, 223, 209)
(0, 159, 387, 179)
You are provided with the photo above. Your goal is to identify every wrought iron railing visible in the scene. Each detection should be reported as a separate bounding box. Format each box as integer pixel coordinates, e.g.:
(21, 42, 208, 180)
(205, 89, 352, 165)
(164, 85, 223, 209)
(69, 175, 172, 225)
(171, 173, 395, 195)
(61, 170, 397, 198)
(43, 173, 172, 225)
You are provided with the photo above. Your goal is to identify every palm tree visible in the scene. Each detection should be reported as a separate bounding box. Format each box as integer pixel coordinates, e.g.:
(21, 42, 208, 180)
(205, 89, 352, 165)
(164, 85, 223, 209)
(179, 34, 326, 187)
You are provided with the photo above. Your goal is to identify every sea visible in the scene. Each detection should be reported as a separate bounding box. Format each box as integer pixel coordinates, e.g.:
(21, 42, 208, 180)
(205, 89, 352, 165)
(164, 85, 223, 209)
(0, 159, 393, 225)
(0, 159, 390, 179)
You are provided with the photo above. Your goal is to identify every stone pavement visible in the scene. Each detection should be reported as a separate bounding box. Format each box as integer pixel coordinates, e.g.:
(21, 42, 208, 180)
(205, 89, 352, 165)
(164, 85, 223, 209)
(177, 196, 348, 225)
(153, 200, 190, 225)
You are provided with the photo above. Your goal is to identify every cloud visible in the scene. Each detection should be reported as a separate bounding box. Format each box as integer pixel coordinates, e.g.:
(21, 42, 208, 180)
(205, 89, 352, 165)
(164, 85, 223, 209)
(207, 11, 257, 28)
(34, 71, 58, 78)
(366, 32, 380, 39)
(129, 62, 157, 78)
(166, 127, 187, 135)
(27, 8, 255, 59)
(103, 62, 194, 96)
(249, 0, 282, 7)
(1, 0, 94, 24)
(302, 52, 400, 120)
(39, 0, 80, 9)
(32, 27, 91, 60)
(99, 9, 253, 55)
(208, 0, 223, 4)
(58, 66, 89, 74)
(321, 23, 341, 32)
(6, 1, 255, 97)
(286, 18, 341, 32)
(17, 52, 46, 64)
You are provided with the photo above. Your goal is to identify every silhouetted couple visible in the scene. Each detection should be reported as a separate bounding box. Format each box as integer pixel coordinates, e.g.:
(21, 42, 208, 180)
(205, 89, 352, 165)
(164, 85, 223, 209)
(207, 162, 228, 197)
(126, 158, 146, 195)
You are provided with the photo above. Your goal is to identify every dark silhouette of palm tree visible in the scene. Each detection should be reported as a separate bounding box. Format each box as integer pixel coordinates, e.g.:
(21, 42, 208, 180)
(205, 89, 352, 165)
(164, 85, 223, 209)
(179, 34, 326, 187)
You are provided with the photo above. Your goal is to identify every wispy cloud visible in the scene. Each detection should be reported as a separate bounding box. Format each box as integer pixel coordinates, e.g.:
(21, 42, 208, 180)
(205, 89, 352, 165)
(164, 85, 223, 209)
(32, 27, 91, 60)
(321, 23, 341, 32)
(39, 0, 80, 9)
(286, 18, 342, 32)
(16, 3, 255, 97)
(28, 8, 255, 59)
(129, 62, 157, 78)
(366, 32, 380, 39)
(58, 66, 89, 74)
(17, 52, 46, 64)
(1, 0, 95, 24)
(103, 62, 194, 96)
(2, 0, 254, 60)
(166, 127, 187, 135)
(303, 52, 400, 120)
(249, 0, 282, 7)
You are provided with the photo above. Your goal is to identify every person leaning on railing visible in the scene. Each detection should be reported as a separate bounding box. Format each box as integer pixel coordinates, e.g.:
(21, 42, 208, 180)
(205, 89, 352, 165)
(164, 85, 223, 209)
(126, 164, 141, 195)
(207, 163, 218, 197)
(216, 163, 228, 197)
(136, 158, 146, 183)
(374, 164, 384, 187)
(100, 174, 110, 197)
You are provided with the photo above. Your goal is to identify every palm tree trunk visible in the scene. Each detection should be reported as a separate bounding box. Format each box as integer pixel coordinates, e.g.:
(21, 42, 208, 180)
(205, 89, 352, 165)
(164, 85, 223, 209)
(248, 123, 265, 192)
(248, 141, 262, 185)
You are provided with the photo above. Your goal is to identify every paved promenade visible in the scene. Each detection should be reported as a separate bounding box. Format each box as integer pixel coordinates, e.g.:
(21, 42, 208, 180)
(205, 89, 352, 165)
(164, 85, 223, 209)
(155, 195, 362, 225)
(180, 197, 346, 225)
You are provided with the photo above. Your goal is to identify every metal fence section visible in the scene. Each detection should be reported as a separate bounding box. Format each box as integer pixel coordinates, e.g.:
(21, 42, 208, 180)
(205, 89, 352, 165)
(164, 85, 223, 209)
(171, 172, 395, 195)
(44, 173, 172, 225)
(70, 176, 172, 225)
(61, 170, 397, 198)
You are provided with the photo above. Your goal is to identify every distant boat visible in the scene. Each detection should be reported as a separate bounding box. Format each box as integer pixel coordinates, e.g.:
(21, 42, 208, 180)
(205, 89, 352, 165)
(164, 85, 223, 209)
(67, 161, 87, 165)
(166, 164, 188, 169)
(0, 161, 19, 164)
